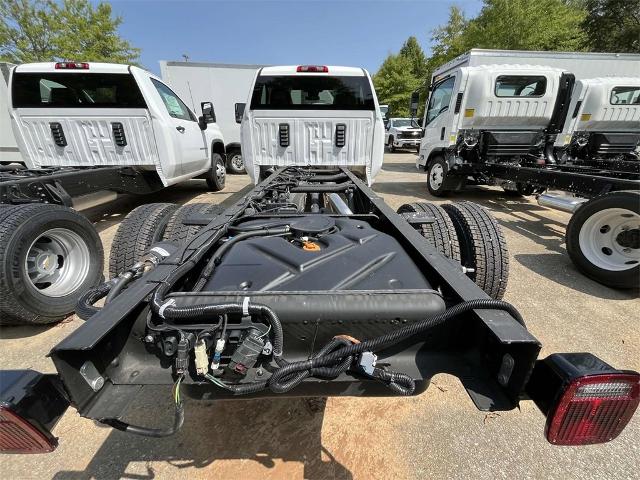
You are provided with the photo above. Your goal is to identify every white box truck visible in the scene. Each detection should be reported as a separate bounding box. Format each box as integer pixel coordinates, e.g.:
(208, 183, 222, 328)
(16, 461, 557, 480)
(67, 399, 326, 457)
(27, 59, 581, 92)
(416, 49, 640, 289)
(160, 61, 264, 174)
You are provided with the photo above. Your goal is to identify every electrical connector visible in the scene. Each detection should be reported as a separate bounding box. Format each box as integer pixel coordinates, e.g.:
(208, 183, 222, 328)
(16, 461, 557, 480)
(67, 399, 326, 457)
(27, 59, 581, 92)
(194, 340, 209, 375)
(227, 332, 265, 375)
(174, 333, 194, 375)
(211, 338, 225, 370)
(359, 351, 377, 376)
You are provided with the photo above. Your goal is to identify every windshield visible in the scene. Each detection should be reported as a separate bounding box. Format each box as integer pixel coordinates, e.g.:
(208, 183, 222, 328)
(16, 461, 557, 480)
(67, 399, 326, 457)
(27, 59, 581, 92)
(11, 72, 146, 108)
(250, 74, 375, 110)
(611, 86, 640, 105)
(392, 119, 419, 128)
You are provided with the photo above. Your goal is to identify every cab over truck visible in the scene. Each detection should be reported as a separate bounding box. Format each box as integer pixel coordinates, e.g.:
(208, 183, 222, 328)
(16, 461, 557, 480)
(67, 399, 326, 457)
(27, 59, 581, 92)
(416, 50, 640, 289)
(0, 62, 228, 326)
(1, 66, 638, 453)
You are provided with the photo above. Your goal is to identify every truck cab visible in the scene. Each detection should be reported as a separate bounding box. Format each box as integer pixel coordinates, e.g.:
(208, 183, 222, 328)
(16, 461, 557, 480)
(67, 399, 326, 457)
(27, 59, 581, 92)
(416, 65, 572, 195)
(384, 117, 422, 152)
(555, 77, 640, 166)
(238, 65, 385, 185)
(8, 62, 226, 188)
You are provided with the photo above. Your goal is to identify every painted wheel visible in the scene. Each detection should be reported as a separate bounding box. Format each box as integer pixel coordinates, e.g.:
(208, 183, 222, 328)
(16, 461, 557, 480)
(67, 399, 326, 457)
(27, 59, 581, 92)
(567, 191, 639, 288)
(427, 156, 449, 197)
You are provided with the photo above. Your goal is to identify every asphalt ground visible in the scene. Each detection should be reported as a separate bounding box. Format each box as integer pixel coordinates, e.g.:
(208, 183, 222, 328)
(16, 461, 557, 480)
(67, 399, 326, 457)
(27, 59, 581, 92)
(1, 152, 638, 479)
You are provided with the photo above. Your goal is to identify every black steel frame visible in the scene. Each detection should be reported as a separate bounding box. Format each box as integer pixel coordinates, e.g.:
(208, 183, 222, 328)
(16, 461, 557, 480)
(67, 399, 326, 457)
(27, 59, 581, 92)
(48, 167, 542, 423)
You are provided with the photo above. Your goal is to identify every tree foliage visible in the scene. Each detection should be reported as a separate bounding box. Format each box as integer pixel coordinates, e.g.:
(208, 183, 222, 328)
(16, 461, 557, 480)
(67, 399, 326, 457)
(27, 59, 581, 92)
(0, 0, 140, 64)
(373, 53, 421, 117)
(582, 0, 640, 52)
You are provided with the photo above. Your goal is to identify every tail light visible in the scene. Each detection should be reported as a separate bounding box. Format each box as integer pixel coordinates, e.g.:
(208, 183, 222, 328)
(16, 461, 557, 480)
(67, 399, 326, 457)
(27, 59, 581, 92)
(0, 370, 69, 454)
(0, 407, 56, 453)
(527, 353, 640, 446)
(297, 65, 328, 73)
(55, 62, 89, 70)
(546, 373, 639, 445)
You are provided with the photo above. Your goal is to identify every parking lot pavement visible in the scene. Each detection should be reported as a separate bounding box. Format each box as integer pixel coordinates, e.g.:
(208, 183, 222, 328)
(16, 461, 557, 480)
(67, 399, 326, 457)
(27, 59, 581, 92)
(1, 153, 638, 479)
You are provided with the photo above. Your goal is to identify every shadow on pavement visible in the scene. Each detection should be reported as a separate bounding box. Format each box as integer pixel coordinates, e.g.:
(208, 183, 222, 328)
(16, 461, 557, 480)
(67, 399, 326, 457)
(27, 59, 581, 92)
(53, 397, 352, 480)
(381, 160, 418, 173)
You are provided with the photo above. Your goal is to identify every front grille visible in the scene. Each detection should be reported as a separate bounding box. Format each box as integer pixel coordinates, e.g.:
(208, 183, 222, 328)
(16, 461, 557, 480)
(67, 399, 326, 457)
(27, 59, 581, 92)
(399, 131, 421, 139)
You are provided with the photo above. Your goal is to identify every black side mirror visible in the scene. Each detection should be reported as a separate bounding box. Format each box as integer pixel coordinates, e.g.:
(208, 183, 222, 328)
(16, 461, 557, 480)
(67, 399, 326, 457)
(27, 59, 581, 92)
(201, 101, 216, 123)
(235, 103, 246, 124)
(410, 91, 420, 113)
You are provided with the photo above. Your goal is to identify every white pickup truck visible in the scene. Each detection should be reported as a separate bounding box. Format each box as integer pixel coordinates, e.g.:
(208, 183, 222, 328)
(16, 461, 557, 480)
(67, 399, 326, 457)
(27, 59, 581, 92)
(236, 65, 385, 186)
(0, 61, 228, 325)
(384, 117, 422, 152)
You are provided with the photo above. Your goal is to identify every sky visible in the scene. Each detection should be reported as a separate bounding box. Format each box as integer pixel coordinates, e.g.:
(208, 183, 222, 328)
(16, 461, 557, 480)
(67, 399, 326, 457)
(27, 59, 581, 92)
(106, 0, 483, 75)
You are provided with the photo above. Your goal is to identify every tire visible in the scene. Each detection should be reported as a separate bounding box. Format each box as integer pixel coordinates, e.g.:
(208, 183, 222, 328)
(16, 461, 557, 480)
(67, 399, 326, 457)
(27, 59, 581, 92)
(397, 203, 460, 262)
(108, 203, 178, 278)
(206, 153, 226, 191)
(388, 136, 395, 153)
(427, 156, 450, 197)
(0, 204, 103, 325)
(163, 203, 224, 245)
(442, 202, 509, 300)
(226, 149, 245, 174)
(566, 190, 639, 289)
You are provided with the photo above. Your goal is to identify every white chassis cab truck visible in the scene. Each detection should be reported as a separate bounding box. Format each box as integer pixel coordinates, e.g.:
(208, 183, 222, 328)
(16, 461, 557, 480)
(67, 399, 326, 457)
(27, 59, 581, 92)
(236, 65, 385, 186)
(160, 61, 266, 175)
(385, 117, 423, 152)
(0, 61, 228, 325)
(416, 49, 640, 289)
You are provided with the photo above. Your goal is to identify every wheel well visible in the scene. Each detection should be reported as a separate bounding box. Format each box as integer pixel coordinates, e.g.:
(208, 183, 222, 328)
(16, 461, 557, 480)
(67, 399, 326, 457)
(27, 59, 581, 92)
(226, 143, 241, 154)
(425, 149, 446, 169)
(212, 141, 226, 158)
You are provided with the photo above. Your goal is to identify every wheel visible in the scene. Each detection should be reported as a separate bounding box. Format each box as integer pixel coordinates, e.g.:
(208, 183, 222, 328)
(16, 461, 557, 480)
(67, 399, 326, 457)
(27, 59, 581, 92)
(442, 202, 509, 300)
(108, 203, 178, 278)
(0, 204, 103, 325)
(206, 153, 226, 191)
(397, 203, 460, 261)
(226, 149, 245, 174)
(427, 156, 450, 197)
(566, 190, 639, 289)
(388, 136, 395, 153)
(163, 203, 224, 245)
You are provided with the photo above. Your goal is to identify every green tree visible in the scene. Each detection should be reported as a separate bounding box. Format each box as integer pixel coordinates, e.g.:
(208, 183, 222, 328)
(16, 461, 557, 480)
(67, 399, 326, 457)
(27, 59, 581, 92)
(399, 36, 427, 78)
(582, 0, 640, 52)
(428, 6, 469, 71)
(373, 53, 421, 117)
(0, 0, 140, 64)
(463, 0, 587, 51)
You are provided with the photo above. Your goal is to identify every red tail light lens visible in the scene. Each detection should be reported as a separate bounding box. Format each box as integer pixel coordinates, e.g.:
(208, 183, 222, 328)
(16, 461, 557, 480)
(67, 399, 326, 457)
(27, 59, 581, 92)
(0, 407, 56, 453)
(55, 62, 89, 70)
(546, 373, 640, 445)
(296, 65, 329, 73)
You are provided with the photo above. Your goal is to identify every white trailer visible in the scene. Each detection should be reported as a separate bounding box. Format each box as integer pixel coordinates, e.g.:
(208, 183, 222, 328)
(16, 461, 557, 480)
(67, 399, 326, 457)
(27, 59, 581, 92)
(160, 61, 263, 174)
(0, 63, 23, 164)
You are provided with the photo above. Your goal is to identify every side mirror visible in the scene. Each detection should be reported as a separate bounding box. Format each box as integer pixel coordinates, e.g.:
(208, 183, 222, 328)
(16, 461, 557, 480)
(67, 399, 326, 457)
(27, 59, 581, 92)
(410, 91, 420, 113)
(235, 103, 246, 124)
(198, 116, 207, 130)
(201, 102, 216, 123)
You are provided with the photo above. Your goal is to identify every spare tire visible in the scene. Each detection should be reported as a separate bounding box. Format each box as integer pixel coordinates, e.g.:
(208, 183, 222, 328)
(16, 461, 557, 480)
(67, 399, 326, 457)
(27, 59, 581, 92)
(0, 204, 103, 325)
(163, 203, 224, 245)
(108, 203, 178, 278)
(442, 202, 509, 300)
(397, 202, 460, 262)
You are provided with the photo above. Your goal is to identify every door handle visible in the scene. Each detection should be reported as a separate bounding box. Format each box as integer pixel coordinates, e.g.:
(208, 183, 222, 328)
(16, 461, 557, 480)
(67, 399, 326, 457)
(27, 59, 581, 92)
(440, 127, 445, 140)
(176, 126, 185, 133)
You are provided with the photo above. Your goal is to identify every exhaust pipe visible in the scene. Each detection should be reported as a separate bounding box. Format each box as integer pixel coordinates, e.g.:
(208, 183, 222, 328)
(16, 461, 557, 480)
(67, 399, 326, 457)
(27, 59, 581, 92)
(327, 193, 353, 215)
(537, 193, 587, 213)
(72, 190, 118, 211)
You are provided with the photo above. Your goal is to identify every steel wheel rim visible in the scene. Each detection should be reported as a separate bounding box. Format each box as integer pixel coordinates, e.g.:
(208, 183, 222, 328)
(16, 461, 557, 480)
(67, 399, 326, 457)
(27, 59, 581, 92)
(25, 228, 91, 297)
(578, 207, 640, 271)
(430, 163, 444, 190)
(231, 153, 243, 171)
(216, 160, 226, 183)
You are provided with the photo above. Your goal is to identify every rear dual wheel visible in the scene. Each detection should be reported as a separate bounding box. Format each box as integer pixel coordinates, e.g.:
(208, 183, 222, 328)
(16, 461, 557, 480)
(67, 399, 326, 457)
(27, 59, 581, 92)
(398, 201, 509, 300)
(0, 204, 103, 325)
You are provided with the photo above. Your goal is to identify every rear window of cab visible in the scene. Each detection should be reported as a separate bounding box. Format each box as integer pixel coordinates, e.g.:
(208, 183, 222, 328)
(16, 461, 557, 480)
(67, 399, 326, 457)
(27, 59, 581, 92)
(250, 75, 375, 110)
(11, 72, 147, 108)
(495, 75, 547, 97)
(610, 86, 640, 105)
